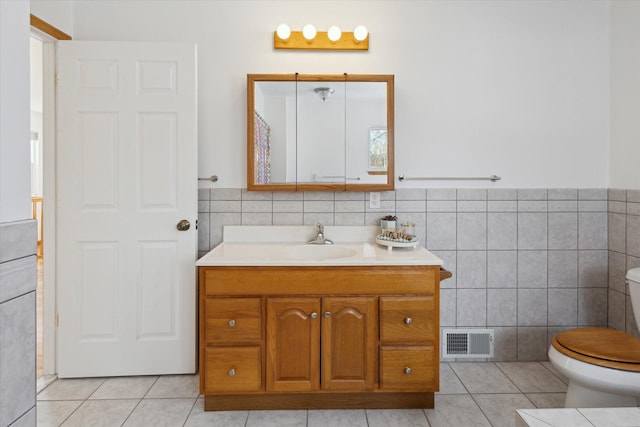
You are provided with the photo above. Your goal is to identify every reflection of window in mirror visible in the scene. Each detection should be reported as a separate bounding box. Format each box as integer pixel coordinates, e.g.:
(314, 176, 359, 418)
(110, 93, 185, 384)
(368, 128, 387, 174)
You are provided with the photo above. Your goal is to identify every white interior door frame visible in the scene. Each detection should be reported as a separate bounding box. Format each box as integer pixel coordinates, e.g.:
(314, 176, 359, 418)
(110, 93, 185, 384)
(41, 38, 56, 378)
(30, 27, 58, 380)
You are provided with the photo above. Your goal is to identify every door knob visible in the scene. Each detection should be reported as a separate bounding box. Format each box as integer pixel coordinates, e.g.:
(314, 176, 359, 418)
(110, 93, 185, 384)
(176, 219, 190, 231)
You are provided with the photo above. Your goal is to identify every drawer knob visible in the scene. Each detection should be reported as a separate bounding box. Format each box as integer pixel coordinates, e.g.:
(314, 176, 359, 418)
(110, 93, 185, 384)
(228, 319, 236, 327)
(310, 312, 318, 319)
(404, 367, 412, 375)
(228, 368, 236, 377)
(404, 317, 412, 325)
(324, 311, 332, 318)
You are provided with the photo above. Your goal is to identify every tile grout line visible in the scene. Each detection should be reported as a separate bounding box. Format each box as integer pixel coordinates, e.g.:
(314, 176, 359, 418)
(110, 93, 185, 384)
(182, 397, 200, 427)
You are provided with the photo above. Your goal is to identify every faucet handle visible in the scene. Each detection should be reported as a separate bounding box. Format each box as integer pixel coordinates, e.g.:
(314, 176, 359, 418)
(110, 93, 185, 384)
(317, 223, 324, 233)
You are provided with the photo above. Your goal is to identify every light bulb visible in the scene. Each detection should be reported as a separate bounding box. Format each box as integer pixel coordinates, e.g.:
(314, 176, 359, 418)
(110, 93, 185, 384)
(276, 24, 291, 40)
(327, 26, 342, 42)
(302, 24, 317, 41)
(354, 25, 368, 42)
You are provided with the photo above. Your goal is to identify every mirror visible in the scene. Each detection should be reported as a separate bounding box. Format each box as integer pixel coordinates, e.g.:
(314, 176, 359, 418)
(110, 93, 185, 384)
(247, 74, 394, 191)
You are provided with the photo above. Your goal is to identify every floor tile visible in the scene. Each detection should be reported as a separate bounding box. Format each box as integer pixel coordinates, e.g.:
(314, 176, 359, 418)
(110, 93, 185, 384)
(245, 409, 307, 427)
(308, 409, 367, 427)
(32, 362, 590, 427)
(437, 363, 468, 394)
(38, 378, 106, 401)
(450, 362, 520, 394)
(540, 361, 568, 384)
(89, 376, 158, 400)
(365, 409, 429, 427)
(60, 399, 138, 427)
(145, 374, 199, 398)
(184, 397, 248, 427)
(36, 400, 83, 427)
(424, 394, 492, 427)
(496, 362, 567, 392)
(525, 392, 567, 408)
(473, 393, 536, 427)
(123, 398, 196, 427)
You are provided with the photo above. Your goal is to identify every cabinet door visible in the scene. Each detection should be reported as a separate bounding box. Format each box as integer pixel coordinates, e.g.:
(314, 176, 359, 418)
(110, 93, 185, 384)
(266, 298, 321, 391)
(322, 297, 377, 391)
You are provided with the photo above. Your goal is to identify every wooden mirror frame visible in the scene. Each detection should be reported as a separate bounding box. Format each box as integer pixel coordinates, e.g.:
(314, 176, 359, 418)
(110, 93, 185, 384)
(247, 74, 394, 192)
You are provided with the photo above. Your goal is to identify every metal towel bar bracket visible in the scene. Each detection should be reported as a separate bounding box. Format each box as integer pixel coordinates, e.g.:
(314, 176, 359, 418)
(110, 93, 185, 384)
(198, 175, 219, 182)
(399, 174, 501, 182)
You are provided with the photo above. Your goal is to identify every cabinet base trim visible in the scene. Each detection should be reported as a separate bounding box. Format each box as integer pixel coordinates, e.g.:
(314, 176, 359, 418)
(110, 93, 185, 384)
(204, 392, 434, 411)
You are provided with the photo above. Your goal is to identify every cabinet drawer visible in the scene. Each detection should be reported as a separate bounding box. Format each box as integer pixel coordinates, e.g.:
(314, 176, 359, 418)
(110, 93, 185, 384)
(205, 298, 261, 344)
(203, 347, 262, 393)
(380, 297, 435, 343)
(380, 346, 436, 390)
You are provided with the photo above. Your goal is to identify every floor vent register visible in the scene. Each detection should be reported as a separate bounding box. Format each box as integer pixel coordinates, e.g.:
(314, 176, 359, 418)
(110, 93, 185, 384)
(442, 328, 494, 359)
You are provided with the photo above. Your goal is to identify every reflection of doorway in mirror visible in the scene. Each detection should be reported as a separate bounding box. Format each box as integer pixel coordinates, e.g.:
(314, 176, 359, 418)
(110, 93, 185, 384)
(368, 128, 387, 171)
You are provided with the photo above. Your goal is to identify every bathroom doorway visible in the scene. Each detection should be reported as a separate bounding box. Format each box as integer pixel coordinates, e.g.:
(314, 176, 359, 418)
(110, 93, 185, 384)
(30, 14, 70, 388)
(30, 36, 44, 380)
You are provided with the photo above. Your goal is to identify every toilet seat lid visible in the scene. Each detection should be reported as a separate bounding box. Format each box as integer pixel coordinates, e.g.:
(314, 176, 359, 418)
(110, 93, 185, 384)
(555, 328, 640, 364)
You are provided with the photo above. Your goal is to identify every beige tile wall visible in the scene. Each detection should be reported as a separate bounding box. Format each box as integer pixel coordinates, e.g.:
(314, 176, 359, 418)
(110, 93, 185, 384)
(608, 189, 640, 338)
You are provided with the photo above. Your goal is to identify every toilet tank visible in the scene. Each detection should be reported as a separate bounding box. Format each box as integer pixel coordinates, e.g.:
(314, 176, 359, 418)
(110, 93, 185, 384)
(627, 267, 640, 326)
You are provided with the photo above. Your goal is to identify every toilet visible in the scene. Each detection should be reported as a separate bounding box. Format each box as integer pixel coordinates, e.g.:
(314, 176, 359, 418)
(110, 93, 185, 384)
(548, 267, 640, 408)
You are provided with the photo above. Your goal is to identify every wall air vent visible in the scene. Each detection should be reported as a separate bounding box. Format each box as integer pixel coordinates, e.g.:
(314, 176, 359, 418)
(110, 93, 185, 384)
(442, 328, 494, 359)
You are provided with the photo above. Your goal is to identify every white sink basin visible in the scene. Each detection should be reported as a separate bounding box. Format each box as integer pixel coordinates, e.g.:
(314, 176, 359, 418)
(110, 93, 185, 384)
(284, 245, 357, 260)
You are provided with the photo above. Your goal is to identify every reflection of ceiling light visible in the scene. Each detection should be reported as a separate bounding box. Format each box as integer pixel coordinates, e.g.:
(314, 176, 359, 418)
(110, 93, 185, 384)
(314, 87, 335, 102)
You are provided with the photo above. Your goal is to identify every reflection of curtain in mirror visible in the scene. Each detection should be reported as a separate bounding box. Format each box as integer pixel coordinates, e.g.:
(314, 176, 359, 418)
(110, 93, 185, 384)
(254, 112, 271, 184)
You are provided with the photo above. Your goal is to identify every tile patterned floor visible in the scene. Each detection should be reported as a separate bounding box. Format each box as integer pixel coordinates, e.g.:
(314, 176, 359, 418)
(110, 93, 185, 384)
(37, 362, 570, 427)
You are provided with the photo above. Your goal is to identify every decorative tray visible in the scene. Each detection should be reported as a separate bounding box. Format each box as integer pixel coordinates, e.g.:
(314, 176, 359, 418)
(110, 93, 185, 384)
(375, 235, 419, 251)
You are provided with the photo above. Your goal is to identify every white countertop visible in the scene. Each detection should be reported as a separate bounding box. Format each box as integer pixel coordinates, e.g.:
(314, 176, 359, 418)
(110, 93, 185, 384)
(196, 226, 443, 267)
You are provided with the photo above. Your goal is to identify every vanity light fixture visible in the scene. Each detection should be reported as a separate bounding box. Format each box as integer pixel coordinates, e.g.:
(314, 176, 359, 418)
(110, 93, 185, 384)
(302, 24, 317, 41)
(353, 25, 368, 42)
(314, 87, 335, 102)
(276, 24, 291, 41)
(274, 24, 369, 50)
(327, 26, 342, 42)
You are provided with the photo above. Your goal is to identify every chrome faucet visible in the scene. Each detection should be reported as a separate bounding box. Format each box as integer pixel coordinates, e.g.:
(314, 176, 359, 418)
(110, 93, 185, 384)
(308, 223, 333, 245)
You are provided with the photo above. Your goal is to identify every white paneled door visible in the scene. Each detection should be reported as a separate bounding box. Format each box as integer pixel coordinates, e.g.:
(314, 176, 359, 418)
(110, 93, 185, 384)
(56, 42, 197, 377)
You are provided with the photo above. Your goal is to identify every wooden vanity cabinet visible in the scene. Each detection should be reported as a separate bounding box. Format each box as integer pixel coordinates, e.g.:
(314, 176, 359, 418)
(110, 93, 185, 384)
(199, 265, 440, 410)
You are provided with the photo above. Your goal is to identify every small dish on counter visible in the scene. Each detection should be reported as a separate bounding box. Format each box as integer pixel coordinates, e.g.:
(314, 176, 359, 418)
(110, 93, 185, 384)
(375, 235, 419, 251)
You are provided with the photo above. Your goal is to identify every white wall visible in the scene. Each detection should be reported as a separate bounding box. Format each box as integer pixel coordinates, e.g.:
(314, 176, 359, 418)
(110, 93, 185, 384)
(68, 1, 609, 189)
(610, 1, 640, 190)
(0, 1, 31, 222)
